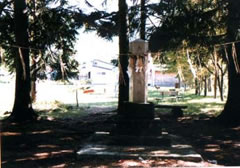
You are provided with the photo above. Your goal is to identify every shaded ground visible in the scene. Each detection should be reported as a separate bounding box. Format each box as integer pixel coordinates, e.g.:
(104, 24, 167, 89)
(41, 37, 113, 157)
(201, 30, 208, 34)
(163, 116, 240, 166)
(1, 108, 240, 167)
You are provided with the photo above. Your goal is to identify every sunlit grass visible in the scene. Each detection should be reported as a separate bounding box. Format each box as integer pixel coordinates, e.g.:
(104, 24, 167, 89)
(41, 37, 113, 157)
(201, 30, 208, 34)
(36, 101, 117, 120)
(0, 82, 226, 120)
(149, 88, 225, 117)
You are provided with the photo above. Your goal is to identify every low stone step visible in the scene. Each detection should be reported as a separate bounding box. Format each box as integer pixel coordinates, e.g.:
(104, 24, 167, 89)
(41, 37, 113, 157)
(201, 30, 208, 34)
(77, 134, 203, 162)
(109, 135, 171, 146)
(86, 133, 170, 146)
(113, 118, 162, 136)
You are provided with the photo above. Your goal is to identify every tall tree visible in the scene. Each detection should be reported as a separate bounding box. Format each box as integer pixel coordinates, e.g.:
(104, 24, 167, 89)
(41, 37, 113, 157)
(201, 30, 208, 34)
(118, 0, 129, 114)
(140, 0, 146, 40)
(27, 0, 81, 82)
(0, 0, 85, 121)
(1, 0, 83, 102)
(217, 0, 240, 125)
(10, 0, 36, 121)
(30, 0, 37, 101)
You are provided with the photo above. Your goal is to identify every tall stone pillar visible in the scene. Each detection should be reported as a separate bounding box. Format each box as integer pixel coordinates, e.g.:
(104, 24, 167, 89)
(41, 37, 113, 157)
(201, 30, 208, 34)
(114, 39, 158, 136)
(129, 39, 149, 103)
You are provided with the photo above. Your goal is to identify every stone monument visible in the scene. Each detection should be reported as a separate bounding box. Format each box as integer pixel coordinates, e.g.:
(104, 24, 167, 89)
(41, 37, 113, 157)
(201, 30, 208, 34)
(115, 39, 157, 137)
(129, 39, 149, 103)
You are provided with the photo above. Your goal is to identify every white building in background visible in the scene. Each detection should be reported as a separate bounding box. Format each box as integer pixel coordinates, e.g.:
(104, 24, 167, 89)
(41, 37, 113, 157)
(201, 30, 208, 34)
(78, 58, 179, 91)
(79, 59, 118, 85)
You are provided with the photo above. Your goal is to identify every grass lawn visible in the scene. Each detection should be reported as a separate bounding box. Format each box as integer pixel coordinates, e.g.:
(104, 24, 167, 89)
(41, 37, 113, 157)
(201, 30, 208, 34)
(0, 81, 118, 120)
(148, 88, 225, 118)
(0, 82, 225, 120)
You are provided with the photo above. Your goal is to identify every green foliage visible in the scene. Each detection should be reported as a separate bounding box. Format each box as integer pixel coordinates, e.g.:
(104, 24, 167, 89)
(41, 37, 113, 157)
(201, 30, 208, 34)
(84, 1, 169, 40)
(0, 0, 84, 80)
(47, 50, 79, 81)
(149, 0, 227, 52)
(147, 0, 230, 93)
(159, 50, 193, 85)
(84, 11, 119, 40)
(110, 59, 118, 67)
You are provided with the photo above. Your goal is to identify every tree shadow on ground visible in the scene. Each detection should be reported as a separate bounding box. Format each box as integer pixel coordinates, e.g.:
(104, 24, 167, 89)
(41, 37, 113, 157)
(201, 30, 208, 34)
(1, 110, 117, 168)
(163, 115, 240, 166)
(1, 106, 239, 167)
(1, 119, 84, 168)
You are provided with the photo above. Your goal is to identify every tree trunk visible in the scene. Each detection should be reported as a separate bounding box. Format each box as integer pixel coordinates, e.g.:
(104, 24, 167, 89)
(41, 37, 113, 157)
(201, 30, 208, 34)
(217, 74, 223, 101)
(217, 43, 240, 125)
(217, 67, 225, 101)
(195, 78, 200, 95)
(31, 0, 37, 102)
(10, 0, 37, 121)
(213, 72, 217, 98)
(204, 76, 207, 97)
(140, 0, 146, 40)
(199, 78, 203, 96)
(31, 51, 37, 102)
(31, 77, 36, 102)
(0, 47, 3, 64)
(220, 72, 224, 101)
(217, 0, 240, 125)
(59, 54, 65, 81)
(195, 79, 198, 95)
(208, 77, 212, 92)
(118, 0, 129, 114)
(186, 48, 199, 94)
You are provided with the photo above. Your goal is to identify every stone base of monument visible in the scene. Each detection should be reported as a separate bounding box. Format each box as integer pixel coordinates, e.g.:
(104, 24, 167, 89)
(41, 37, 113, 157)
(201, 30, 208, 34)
(76, 102, 202, 162)
(112, 118, 163, 137)
(111, 102, 165, 138)
(120, 102, 155, 120)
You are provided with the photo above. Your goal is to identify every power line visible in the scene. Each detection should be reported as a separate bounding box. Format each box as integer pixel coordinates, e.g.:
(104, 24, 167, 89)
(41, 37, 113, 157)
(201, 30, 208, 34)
(214, 40, 240, 47)
(0, 43, 44, 51)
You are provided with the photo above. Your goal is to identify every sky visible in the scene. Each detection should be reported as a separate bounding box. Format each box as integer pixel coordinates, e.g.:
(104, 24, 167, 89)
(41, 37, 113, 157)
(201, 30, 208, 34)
(69, 0, 119, 63)
(68, 0, 160, 63)
(75, 30, 119, 63)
